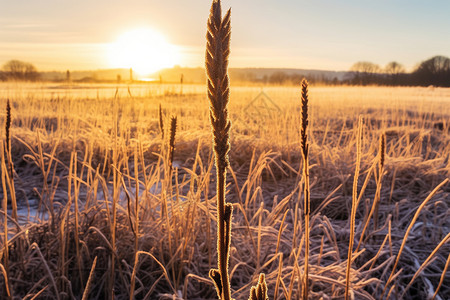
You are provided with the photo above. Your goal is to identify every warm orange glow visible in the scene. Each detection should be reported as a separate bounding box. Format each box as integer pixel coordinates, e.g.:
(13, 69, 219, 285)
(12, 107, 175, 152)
(107, 28, 180, 75)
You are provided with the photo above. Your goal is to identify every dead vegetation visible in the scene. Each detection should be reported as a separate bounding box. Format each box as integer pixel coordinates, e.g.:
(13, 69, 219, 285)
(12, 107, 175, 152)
(0, 79, 449, 299)
(1, 2, 449, 297)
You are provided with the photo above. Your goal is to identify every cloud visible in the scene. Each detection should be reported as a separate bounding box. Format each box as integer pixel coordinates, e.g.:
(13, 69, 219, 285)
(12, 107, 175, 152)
(3, 23, 52, 29)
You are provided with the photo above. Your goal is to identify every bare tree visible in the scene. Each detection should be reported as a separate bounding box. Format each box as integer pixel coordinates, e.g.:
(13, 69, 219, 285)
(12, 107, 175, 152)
(385, 61, 405, 75)
(350, 61, 381, 85)
(385, 62, 405, 85)
(413, 56, 450, 86)
(351, 61, 381, 74)
(2, 60, 39, 81)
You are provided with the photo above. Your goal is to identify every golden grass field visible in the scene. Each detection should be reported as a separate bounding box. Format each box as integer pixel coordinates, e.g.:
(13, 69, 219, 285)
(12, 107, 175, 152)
(0, 82, 449, 299)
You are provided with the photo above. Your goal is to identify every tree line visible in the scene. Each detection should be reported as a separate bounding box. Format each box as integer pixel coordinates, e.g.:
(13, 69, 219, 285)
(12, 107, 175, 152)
(347, 56, 450, 87)
(1, 55, 449, 87)
(0, 60, 39, 81)
(238, 55, 450, 87)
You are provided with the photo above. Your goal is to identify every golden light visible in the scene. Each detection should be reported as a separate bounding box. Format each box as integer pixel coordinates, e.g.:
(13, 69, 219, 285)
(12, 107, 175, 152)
(107, 28, 180, 75)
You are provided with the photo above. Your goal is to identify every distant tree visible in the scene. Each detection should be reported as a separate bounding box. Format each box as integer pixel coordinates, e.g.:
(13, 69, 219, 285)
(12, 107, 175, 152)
(269, 71, 288, 84)
(413, 55, 450, 87)
(350, 61, 381, 85)
(351, 61, 381, 74)
(385, 61, 405, 75)
(385, 62, 405, 85)
(2, 60, 39, 81)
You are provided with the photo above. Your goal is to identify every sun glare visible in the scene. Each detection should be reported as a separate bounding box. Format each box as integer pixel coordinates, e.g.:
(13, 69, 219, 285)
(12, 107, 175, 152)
(107, 28, 180, 75)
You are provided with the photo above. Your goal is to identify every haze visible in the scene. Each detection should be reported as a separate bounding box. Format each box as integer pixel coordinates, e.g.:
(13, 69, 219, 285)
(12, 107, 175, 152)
(1, 0, 449, 72)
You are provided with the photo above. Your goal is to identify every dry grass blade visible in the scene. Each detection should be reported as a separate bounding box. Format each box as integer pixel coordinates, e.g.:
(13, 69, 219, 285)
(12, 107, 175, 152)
(28, 285, 49, 300)
(28, 243, 60, 300)
(345, 115, 363, 300)
(0, 262, 10, 298)
(136, 251, 176, 294)
(82, 256, 98, 300)
(381, 178, 449, 298)
(431, 251, 450, 300)
(401, 233, 450, 298)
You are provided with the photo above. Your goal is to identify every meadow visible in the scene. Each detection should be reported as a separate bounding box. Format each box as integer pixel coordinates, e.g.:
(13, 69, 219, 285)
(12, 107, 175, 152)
(0, 80, 449, 299)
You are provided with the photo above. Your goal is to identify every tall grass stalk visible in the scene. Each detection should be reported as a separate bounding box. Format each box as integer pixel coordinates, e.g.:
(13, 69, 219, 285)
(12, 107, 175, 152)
(1, 141, 11, 299)
(345, 116, 363, 300)
(4, 100, 17, 222)
(169, 115, 177, 171)
(159, 103, 164, 139)
(109, 97, 120, 298)
(300, 79, 310, 300)
(5, 100, 11, 180)
(71, 151, 84, 289)
(373, 133, 385, 230)
(355, 134, 385, 251)
(206, 0, 233, 298)
(82, 256, 97, 300)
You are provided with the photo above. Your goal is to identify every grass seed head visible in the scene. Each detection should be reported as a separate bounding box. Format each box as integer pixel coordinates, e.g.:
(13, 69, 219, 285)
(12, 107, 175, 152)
(206, 0, 232, 172)
(248, 273, 269, 300)
(300, 79, 309, 160)
(6, 99, 11, 153)
(169, 115, 177, 166)
(380, 133, 385, 171)
(159, 103, 164, 139)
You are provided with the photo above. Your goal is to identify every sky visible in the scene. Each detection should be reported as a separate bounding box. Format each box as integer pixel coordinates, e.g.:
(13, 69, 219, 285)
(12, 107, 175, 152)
(1, 0, 449, 73)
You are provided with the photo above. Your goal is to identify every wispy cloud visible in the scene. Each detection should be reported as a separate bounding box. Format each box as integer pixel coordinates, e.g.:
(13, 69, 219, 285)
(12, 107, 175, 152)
(3, 23, 52, 29)
(0, 42, 110, 71)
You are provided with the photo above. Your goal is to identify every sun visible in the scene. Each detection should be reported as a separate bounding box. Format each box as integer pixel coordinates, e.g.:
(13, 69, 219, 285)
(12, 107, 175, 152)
(107, 28, 180, 75)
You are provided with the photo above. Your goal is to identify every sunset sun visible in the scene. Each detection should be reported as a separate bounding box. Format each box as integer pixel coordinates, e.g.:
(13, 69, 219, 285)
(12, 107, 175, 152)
(107, 28, 180, 75)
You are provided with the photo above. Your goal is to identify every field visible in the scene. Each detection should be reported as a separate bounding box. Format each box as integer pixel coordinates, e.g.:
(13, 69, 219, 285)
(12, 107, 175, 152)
(0, 82, 449, 299)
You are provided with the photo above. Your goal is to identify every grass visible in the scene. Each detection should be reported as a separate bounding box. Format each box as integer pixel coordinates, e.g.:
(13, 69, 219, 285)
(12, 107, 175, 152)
(0, 2, 449, 298)
(0, 80, 449, 299)
(205, 1, 233, 299)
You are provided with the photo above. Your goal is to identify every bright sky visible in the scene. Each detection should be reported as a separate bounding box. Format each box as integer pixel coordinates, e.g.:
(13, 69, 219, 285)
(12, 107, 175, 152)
(1, 0, 449, 73)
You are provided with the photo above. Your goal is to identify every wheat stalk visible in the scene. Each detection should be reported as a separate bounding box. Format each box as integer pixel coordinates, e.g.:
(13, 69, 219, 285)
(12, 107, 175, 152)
(206, 1, 233, 299)
(300, 79, 310, 300)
